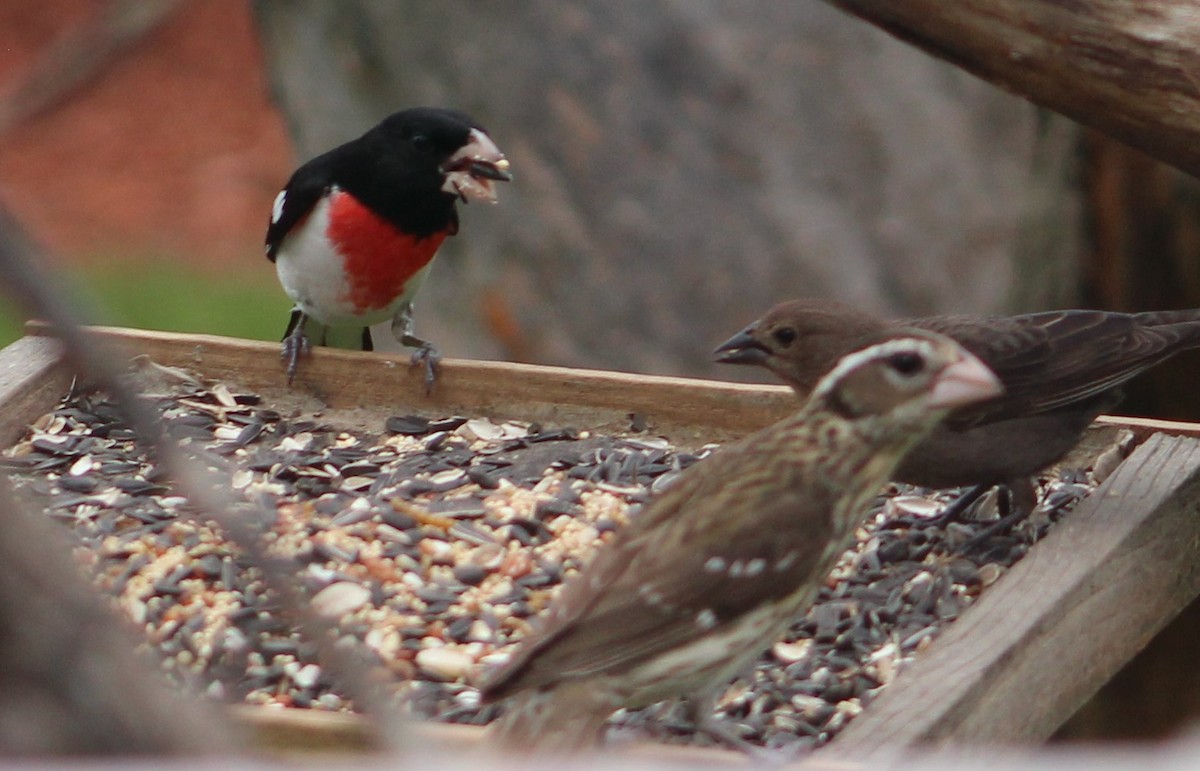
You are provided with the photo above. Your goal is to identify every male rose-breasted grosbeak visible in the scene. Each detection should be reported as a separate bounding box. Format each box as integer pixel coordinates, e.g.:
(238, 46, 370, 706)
(265, 107, 511, 390)
(714, 298, 1200, 527)
(477, 332, 1002, 753)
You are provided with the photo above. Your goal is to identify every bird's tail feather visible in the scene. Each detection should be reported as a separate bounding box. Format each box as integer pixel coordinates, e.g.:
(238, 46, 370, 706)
(318, 324, 373, 351)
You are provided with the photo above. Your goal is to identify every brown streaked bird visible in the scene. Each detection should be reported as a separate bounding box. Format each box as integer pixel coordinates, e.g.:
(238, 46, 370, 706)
(477, 333, 1002, 753)
(713, 298, 1200, 527)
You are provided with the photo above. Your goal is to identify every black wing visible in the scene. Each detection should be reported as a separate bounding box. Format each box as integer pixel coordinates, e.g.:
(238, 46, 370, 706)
(264, 152, 341, 262)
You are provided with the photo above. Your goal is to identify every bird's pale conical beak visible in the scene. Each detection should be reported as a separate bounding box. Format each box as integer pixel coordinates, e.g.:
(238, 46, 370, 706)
(466, 158, 512, 182)
(927, 352, 1003, 410)
(441, 129, 512, 203)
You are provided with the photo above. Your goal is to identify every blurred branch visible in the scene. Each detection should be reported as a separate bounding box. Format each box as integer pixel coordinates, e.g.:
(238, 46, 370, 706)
(0, 475, 234, 753)
(0, 0, 184, 134)
(0, 206, 402, 750)
(824, 0, 1200, 178)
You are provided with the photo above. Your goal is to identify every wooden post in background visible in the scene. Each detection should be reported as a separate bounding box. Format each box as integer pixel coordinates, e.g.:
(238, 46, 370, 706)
(822, 0, 1200, 742)
(824, 1, 1200, 177)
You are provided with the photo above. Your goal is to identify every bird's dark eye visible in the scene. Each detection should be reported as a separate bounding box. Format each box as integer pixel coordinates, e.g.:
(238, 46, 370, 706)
(410, 133, 433, 154)
(888, 351, 924, 375)
(771, 327, 797, 348)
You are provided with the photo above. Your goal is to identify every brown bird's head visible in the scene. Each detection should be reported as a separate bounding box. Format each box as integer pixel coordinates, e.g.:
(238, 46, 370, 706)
(768, 331, 1003, 540)
(808, 331, 1003, 440)
(713, 299, 888, 394)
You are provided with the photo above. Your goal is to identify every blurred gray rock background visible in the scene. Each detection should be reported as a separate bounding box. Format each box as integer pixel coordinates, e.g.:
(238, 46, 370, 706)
(254, 1, 1082, 377)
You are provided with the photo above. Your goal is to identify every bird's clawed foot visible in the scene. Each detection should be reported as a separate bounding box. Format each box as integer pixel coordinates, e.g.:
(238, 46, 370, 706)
(878, 481, 1039, 553)
(392, 304, 440, 395)
(925, 484, 990, 528)
(404, 336, 442, 395)
(281, 332, 310, 385)
(878, 483, 990, 532)
(281, 310, 311, 385)
(695, 717, 789, 764)
(959, 480, 1037, 553)
(671, 700, 788, 763)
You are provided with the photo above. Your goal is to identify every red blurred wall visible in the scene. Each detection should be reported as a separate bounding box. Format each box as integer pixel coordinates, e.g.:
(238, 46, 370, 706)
(0, 1, 291, 266)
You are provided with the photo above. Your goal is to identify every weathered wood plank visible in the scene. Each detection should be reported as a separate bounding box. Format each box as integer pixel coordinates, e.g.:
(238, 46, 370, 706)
(823, 433, 1200, 759)
(1095, 413, 1200, 441)
(824, 0, 1200, 178)
(238, 705, 760, 766)
(25, 325, 799, 445)
(0, 335, 70, 448)
(232, 705, 378, 755)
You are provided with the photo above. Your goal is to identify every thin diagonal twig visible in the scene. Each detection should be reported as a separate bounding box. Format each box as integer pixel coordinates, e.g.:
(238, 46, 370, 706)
(0, 205, 404, 751)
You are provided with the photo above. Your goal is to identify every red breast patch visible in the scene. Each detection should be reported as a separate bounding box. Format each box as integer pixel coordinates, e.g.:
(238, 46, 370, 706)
(326, 191, 447, 313)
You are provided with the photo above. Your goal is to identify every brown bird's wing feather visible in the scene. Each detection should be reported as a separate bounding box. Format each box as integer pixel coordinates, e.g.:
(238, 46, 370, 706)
(1132, 308, 1200, 326)
(913, 310, 1200, 424)
(479, 445, 838, 699)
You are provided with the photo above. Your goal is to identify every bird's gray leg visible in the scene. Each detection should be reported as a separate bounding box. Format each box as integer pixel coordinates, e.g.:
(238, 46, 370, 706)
(878, 483, 989, 531)
(677, 696, 785, 762)
(281, 308, 311, 385)
(927, 483, 990, 526)
(391, 301, 441, 394)
(960, 477, 1038, 551)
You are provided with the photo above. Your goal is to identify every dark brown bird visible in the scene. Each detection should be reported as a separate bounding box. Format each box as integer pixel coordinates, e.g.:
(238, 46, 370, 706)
(713, 298, 1200, 523)
(477, 332, 1002, 753)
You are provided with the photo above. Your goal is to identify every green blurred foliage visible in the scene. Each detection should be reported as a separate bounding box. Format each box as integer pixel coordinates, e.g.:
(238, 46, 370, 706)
(0, 260, 290, 350)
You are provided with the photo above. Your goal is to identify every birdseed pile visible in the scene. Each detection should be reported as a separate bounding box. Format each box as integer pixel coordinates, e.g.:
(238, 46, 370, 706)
(0, 361, 1117, 753)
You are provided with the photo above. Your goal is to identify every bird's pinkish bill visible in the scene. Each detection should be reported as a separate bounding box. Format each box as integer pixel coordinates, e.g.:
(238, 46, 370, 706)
(441, 128, 512, 203)
(927, 353, 1003, 410)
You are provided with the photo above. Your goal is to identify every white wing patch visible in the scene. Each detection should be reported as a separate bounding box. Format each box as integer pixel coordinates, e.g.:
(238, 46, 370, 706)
(271, 190, 287, 224)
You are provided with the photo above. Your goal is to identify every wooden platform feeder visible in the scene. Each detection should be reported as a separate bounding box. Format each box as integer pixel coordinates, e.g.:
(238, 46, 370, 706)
(2, 325, 1200, 764)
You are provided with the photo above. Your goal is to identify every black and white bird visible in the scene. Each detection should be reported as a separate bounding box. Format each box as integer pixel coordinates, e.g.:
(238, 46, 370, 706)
(265, 107, 511, 390)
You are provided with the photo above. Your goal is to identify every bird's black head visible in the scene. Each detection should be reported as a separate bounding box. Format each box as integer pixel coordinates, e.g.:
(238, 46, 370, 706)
(330, 107, 511, 236)
(371, 107, 510, 197)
